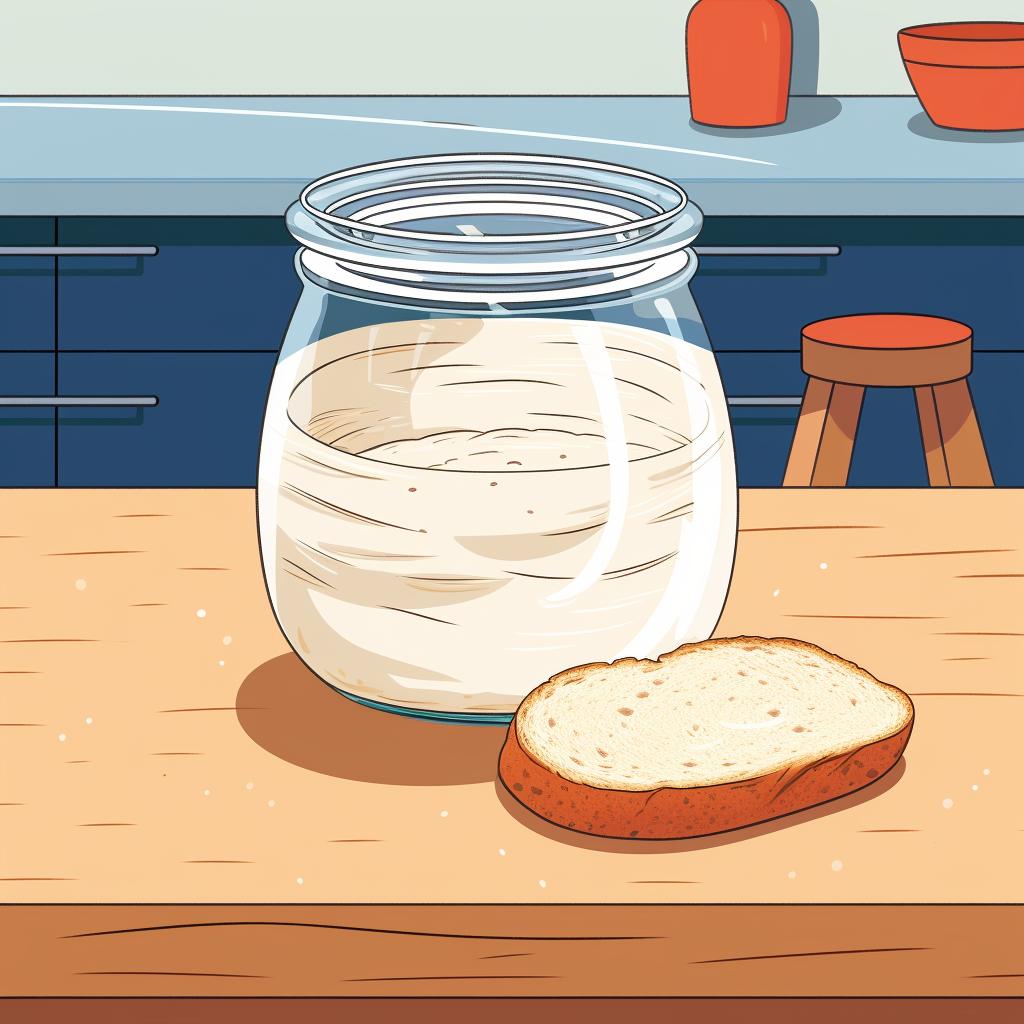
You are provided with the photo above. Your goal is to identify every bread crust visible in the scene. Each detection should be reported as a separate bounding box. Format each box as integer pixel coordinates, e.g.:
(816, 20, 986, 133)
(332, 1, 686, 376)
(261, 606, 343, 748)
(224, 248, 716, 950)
(498, 636, 914, 840)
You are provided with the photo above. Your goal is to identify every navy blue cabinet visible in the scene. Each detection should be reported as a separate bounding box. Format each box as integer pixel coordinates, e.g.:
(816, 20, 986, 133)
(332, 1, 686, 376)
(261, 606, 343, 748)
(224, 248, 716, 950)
(57, 218, 300, 350)
(0, 218, 55, 351)
(693, 218, 1024, 350)
(0, 214, 1017, 488)
(0, 353, 56, 485)
(56, 352, 276, 486)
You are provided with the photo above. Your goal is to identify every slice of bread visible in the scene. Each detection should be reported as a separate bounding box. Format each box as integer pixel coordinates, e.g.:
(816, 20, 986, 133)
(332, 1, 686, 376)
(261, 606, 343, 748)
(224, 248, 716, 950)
(499, 637, 914, 840)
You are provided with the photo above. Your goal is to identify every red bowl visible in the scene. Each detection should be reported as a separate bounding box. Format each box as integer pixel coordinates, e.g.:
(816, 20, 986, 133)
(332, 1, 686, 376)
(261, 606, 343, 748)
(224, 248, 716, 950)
(898, 22, 1024, 131)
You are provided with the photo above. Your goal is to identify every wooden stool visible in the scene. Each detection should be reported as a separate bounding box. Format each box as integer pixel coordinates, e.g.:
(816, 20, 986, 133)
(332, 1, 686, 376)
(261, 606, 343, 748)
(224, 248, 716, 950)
(783, 314, 993, 487)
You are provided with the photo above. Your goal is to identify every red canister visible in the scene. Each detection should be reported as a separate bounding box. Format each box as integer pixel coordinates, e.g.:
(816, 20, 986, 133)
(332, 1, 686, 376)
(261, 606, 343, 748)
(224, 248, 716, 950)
(686, 0, 793, 127)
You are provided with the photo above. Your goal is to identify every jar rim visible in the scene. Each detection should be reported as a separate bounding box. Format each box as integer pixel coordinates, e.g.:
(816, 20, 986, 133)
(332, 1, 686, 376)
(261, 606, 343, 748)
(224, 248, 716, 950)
(298, 152, 689, 246)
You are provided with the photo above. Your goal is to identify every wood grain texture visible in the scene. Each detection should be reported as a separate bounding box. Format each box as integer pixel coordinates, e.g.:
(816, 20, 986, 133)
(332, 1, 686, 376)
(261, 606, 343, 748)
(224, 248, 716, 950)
(1, 906, 1022, 997)
(1, 489, 1022, 906)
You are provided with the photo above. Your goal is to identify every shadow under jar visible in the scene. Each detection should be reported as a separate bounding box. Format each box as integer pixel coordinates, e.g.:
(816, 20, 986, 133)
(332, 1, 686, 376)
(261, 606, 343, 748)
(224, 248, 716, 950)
(258, 154, 737, 724)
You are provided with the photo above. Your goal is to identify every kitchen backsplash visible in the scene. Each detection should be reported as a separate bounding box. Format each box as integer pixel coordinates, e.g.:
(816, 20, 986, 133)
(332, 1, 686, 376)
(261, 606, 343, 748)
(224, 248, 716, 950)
(1, 0, 1020, 95)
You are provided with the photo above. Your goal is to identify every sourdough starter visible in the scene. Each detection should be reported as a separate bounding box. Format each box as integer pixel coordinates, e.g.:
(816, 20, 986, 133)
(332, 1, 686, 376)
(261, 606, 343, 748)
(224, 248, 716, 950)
(257, 317, 736, 716)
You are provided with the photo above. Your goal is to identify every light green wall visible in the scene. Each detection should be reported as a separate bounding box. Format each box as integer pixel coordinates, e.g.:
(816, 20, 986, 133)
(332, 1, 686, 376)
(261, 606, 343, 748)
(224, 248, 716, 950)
(1, 1, 1020, 95)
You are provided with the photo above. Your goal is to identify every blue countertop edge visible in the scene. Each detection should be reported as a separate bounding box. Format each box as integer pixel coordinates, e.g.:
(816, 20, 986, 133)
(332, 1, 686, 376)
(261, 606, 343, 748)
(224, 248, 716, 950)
(1, 96, 1022, 217)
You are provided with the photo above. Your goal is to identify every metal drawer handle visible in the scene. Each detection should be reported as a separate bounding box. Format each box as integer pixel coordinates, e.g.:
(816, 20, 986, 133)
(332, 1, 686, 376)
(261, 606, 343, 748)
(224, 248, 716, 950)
(0, 246, 158, 257)
(728, 397, 802, 406)
(0, 396, 158, 407)
(694, 246, 841, 257)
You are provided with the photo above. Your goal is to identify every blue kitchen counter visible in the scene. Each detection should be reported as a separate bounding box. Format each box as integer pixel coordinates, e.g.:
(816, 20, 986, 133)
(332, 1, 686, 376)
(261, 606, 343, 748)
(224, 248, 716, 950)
(1, 96, 1022, 217)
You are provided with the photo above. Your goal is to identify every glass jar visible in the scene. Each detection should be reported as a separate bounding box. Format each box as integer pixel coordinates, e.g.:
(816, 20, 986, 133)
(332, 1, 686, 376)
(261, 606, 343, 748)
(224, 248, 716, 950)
(258, 154, 737, 724)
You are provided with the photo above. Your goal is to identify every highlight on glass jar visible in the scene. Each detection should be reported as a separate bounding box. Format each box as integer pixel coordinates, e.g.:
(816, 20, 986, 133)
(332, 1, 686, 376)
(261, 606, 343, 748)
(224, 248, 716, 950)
(257, 153, 738, 724)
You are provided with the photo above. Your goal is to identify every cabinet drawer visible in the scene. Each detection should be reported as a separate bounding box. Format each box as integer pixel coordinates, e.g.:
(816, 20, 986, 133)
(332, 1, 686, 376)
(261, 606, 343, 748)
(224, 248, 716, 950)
(0, 353, 55, 485)
(694, 218, 1024, 351)
(57, 218, 300, 351)
(56, 352, 276, 486)
(0, 217, 56, 351)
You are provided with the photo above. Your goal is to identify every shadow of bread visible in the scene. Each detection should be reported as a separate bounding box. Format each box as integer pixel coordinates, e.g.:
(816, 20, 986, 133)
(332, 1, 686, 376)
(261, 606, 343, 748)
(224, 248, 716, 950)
(494, 757, 907, 853)
(236, 653, 505, 786)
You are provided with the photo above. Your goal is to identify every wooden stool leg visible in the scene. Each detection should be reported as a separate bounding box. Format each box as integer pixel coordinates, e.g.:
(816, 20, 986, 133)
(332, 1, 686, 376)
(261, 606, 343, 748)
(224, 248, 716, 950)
(783, 377, 832, 486)
(812, 383, 864, 486)
(915, 385, 951, 486)
(931, 379, 994, 486)
(784, 378, 864, 487)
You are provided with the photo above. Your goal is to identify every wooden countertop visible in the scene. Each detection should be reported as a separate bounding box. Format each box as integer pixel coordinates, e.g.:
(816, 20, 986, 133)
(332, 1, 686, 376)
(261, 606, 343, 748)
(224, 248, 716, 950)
(2, 488, 1021, 1005)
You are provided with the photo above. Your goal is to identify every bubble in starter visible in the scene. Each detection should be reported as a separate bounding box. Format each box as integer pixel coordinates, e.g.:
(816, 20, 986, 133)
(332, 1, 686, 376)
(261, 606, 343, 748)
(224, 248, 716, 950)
(222, 636, 232, 646)
(58, 732, 67, 742)
(74, 579, 87, 591)
(439, 810, 449, 818)
(772, 588, 781, 598)
(203, 789, 211, 797)
(498, 848, 507, 857)
(196, 608, 207, 619)
(84, 716, 93, 726)
(831, 859, 843, 872)
(538, 879, 548, 889)
(218, 660, 225, 667)
(296, 876, 304, 886)
(971, 784, 979, 792)
(942, 797, 954, 809)
(819, 562, 829, 570)
(787, 870, 797, 880)
(267, 799, 276, 808)
(983, 768, 990, 776)
(245, 782, 254, 791)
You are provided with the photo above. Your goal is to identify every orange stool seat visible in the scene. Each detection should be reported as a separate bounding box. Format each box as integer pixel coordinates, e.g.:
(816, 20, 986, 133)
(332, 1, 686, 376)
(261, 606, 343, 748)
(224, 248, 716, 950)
(784, 313, 993, 487)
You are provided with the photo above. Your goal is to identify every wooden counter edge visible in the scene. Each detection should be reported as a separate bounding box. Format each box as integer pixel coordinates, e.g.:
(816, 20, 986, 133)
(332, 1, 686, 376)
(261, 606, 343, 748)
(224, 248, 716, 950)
(3, 998, 1024, 1024)
(2, 904, 1021, 1000)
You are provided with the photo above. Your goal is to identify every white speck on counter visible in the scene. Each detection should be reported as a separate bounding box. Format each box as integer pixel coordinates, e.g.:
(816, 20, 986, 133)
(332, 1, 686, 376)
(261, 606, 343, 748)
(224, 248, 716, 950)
(57, 732, 67, 742)
(772, 588, 781, 598)
(787, 870, 797, 880)
(203, 788, 211, 797)
(296, 876, 304, 886)
(439, 810, 449, 818)
(538, 879, 547, 889)
(267, 799, 276, 808)
(84, 716, 93, 726)
(819, 562, 829, 570)
(942, 797, 954, 809)
(498, 848, 507, 857)
(831, 859, 843, 872)
(74, 578, 87, 591)
(983, 768, 991, 776)
(971, 784, 979, 792)
(196, 608, 207, 619)
(222, 635, 232, 646)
